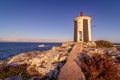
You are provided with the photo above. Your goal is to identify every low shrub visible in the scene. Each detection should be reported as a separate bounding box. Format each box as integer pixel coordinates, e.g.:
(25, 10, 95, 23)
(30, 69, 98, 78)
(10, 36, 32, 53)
(77, 53, 120, 80)
(95, 40, 114, 48)
(0, 64, 27, 79)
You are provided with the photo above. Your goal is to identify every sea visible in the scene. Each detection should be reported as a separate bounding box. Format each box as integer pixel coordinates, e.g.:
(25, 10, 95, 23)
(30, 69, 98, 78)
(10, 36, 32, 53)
(0, 42, 61, 60)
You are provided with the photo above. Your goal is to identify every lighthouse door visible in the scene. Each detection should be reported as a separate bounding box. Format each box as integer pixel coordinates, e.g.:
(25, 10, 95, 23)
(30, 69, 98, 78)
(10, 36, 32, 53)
(79, 31, 82, 41)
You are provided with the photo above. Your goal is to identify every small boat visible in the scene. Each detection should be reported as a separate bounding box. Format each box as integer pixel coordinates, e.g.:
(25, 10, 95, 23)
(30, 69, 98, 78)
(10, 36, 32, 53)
(38, 44, 45, 47)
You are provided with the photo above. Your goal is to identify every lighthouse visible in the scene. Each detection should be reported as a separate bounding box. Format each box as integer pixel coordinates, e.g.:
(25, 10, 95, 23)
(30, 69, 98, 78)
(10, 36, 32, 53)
(74, 12, 92, 42)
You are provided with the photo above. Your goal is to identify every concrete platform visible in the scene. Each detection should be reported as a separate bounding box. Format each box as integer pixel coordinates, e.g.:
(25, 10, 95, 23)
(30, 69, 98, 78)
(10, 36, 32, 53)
(58, 43, 85, 80)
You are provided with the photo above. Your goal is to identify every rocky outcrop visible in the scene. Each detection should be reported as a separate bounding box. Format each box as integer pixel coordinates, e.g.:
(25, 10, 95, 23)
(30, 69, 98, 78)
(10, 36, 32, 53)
(83, 41, 96, 48)
(0, 41, 120, 80)
(59, 42, 120, 80)
(82, 43, 120, 64)
(83, 47, 120, 56)
(3, 42, 74, 80)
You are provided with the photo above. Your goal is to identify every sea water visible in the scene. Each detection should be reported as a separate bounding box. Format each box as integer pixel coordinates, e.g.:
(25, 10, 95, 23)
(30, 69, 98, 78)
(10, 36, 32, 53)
(0, 42, 61, 60)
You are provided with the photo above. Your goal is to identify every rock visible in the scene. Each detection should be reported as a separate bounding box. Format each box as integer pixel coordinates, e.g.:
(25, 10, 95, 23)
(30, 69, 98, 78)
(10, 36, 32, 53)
(6, 62, 18, 66)
(111, 53, 119, 56)
(0, 61, 4, 66)
(29, 76, 43, 80)
(52, 54, 60, 63)
(28, 51, 61, 77)
(7, 51, 46, 65)
(52, 46, 61, 51)
(116, 54, 120, 58)
(4, 42, 74, 79)
(112, 56, 116, 59)
(83, 41, 96, 48)
(4, 75, 22, 80)
(87, 41, 96, 48)
(59, 56, 67, 62)
(61, 42, 74, 48)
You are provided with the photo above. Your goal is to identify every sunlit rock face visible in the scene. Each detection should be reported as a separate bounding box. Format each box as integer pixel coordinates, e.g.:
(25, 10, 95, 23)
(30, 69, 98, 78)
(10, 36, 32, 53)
(83, 41, 96, 48)
(5, 42, 74, 79)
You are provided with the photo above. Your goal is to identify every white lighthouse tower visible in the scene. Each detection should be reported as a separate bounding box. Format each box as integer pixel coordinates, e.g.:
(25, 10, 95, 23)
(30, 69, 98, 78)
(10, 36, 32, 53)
(74, 12, 92, 42)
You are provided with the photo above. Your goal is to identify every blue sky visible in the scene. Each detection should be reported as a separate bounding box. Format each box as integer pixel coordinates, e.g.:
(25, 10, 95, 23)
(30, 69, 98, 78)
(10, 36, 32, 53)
(0, 0, 120, 42)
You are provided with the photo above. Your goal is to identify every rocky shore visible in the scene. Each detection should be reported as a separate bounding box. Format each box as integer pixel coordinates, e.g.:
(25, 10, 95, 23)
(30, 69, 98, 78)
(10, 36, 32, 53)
(82, 42, 120, 63)
(0, 41, 120, 80)
(0, 42, 74, 80)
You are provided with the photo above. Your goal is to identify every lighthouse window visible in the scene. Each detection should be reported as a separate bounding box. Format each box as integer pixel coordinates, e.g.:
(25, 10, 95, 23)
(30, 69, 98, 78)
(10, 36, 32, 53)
(74, 21, 77, 26)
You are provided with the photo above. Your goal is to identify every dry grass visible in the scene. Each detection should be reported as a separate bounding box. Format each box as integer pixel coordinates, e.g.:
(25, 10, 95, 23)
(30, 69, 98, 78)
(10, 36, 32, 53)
(77, 53, 120, 80)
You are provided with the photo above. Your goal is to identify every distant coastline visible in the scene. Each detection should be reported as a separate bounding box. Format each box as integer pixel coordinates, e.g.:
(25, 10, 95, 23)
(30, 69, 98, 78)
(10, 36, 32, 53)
(113, 43, 120, 45)
(0, 38, 68, 42)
